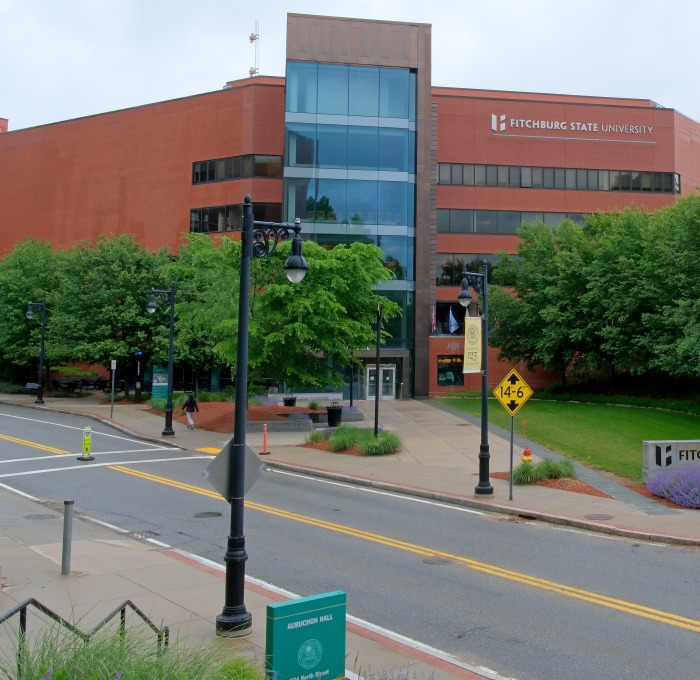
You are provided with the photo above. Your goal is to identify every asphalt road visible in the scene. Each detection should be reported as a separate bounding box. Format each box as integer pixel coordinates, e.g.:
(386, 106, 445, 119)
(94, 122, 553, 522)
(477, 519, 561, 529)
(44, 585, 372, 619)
(2, 405, 700, 680)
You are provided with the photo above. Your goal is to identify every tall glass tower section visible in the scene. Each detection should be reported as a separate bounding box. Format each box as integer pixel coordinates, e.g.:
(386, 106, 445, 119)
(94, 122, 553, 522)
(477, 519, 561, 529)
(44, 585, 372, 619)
(283, 61, 417, 359)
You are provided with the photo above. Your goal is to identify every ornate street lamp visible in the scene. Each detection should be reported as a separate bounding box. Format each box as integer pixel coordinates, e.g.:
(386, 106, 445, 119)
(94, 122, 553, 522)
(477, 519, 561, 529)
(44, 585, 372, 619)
(26, 297, 47, 405)
(458, 262, 494, 497)
(147, 284, 176, 436)
(216, 194, 307, 638)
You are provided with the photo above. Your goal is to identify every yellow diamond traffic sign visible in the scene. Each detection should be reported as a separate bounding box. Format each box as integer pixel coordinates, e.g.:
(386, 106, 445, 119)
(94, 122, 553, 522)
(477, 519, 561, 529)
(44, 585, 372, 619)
(493, 369, 533, 416)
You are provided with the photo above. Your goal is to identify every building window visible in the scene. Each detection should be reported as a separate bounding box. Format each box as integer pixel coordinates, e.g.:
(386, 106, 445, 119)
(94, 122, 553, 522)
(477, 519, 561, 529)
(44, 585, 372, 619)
(437, 355, 464, 385)
(192, 154, 282, 184)
(189, 203, 282, 233)
(438, 163, 680, 194)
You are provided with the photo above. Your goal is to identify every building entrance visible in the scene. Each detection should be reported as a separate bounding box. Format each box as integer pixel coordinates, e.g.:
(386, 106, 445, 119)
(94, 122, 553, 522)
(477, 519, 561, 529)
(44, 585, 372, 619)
(366, 364, 396, 400)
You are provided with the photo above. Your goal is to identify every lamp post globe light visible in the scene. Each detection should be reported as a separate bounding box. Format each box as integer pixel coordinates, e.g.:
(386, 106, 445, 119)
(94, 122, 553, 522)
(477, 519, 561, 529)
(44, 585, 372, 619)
(458, 262, 494, 497)
(147, 284, 176, 436)
(216, 194, 307, 638)
(26, 297, 47, 405)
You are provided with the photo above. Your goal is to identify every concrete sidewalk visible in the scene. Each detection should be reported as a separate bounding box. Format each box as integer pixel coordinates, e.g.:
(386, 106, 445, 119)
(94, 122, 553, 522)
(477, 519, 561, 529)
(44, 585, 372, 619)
(1, 392, 699, 679)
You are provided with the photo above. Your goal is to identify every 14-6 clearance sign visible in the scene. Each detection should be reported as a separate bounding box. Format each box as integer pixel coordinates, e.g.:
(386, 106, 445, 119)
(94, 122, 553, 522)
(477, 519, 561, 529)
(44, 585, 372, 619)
(493, 369, 533, 416)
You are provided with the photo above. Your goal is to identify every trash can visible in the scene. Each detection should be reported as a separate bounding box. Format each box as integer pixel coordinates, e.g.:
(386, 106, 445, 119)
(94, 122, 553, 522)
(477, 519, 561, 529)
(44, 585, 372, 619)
(326, 401, 343, 427)
(283, 395, 297, 407)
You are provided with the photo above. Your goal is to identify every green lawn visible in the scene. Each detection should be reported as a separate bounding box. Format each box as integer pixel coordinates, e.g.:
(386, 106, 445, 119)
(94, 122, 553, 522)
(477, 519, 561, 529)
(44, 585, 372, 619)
(440, 397, 700, 483)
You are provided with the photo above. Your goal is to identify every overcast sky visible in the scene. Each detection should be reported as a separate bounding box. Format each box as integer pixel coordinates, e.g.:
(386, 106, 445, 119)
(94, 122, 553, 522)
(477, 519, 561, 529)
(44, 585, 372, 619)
(1, 0, 697, 131)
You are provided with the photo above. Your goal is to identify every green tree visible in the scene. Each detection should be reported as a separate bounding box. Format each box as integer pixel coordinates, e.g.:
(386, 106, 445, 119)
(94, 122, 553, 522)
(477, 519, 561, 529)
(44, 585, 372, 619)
(0, 239, 61, 382)
(161, 233, 238, 389)
(250, 240, 400, 388)
(168, 236, 400, 390)
(640, 194, 700, 378)
(490, 220, 593, 385)
(49, 234, 170, 388)
(578, 208, 655, 379)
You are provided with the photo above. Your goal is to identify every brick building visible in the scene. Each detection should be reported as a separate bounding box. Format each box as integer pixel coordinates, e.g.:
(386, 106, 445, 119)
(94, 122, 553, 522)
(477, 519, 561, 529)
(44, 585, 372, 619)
(1, 13, 699, 397)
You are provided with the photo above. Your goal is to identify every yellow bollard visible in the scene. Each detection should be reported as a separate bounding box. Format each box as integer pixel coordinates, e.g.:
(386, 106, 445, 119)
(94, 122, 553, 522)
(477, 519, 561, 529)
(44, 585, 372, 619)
(77, 426, 95, 461)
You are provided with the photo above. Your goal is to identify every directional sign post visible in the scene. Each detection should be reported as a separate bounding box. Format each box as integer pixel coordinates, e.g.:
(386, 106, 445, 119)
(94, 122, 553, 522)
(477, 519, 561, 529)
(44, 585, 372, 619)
(493, 369, 533, 416)
(493, 370, 533, 499)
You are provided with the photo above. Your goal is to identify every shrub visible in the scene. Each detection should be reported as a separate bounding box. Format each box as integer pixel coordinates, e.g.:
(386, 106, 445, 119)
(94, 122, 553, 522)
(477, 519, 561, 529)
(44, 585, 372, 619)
(646, 467, 700, 508)
(359, 430, 402, 456)
(513, 461, 542, 485)
(327, 426, 402, 455)
(0, 626, 264, 680)
(536, 457, 575, 479)
(305, 431, 327, 444)
(147, 397, 168, 411)
(513, 458, 575, 485)
(329, 426, 361, 452)
(308, 400, 321, 410)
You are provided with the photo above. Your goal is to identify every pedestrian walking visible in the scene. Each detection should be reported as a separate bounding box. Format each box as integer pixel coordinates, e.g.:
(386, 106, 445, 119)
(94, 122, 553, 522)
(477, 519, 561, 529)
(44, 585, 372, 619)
(182, 394, 199, 429)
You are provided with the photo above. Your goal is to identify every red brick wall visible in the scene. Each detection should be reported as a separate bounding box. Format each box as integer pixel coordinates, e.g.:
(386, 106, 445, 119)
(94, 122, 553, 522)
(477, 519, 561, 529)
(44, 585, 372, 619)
(0, 78, 285, 256)
(428, 335, 559, 397)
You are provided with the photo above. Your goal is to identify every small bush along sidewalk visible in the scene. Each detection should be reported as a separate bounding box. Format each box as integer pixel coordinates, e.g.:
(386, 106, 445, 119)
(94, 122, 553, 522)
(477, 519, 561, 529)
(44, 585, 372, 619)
(305, 426, 402, 456)
(512, 458, 576, 485)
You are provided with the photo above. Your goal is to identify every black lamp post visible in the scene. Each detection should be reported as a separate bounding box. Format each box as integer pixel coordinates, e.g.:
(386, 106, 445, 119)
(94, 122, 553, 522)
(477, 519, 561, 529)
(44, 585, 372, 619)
(458, 262, 494, 497)
(374, 302, 381, 437)
(147, 284, 176, 436)
(26, 297, 47, 405)
(216, 194, 307, 638)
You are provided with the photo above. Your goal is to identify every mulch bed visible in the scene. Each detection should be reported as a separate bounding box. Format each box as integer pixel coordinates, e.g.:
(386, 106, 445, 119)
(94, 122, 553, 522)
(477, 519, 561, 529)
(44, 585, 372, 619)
(149, 401, 324, 434)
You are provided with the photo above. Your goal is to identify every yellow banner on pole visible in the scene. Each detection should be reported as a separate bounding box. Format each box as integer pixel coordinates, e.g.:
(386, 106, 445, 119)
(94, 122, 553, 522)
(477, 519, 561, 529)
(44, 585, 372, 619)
(463, 317, 482, 373)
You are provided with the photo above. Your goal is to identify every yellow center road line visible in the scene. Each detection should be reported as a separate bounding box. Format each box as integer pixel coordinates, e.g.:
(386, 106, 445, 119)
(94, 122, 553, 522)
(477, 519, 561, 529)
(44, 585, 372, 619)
(109, 465, 224, 499)
(0, 433, 71, 455)
(109, 466, 700, 634)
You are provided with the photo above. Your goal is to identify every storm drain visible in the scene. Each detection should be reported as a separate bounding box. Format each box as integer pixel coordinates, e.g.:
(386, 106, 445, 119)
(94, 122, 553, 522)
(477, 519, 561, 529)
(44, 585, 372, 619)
(194, 511, 222, 518)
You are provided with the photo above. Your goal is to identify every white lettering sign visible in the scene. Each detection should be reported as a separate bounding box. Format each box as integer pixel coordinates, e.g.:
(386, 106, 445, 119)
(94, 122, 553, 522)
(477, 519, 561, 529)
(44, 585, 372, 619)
(643, 440, 700, 481)
(493, 113, 653, 138)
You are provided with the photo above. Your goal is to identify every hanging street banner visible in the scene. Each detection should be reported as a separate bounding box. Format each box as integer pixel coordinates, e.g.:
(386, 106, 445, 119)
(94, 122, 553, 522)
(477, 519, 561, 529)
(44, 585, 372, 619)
(462, 317, 482, 373)
(151, 365, 168, 399)
(493, 369, 533, 416)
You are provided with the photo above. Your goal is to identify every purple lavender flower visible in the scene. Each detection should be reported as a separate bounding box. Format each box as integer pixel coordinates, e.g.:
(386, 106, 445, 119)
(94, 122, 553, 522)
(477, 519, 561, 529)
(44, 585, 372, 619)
(646, 467, 700, 508)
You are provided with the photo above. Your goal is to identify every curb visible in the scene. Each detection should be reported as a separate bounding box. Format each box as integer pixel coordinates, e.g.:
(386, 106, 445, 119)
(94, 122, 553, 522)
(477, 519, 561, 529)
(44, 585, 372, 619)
(263, 460, 700, 548)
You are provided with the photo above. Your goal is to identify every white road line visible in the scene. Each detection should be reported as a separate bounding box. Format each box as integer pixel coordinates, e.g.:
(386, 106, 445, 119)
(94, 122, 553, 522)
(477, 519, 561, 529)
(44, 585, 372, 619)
(0, 455, 213, 478)
(0, 448, 181, 464)
(0, 410, 174, 449)
(0, 480, 41, 500)
(269, 468, 487, 515)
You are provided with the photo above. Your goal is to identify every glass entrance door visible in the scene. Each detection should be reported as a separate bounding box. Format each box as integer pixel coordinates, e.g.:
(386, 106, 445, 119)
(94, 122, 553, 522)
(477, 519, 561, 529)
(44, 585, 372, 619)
(366, 364, 396, 400)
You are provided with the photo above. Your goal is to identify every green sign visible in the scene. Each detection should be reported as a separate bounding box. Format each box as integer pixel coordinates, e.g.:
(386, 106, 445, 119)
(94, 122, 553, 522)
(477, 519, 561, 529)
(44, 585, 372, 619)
(151, 365, 168, 399)
(266, 591, 346, 680)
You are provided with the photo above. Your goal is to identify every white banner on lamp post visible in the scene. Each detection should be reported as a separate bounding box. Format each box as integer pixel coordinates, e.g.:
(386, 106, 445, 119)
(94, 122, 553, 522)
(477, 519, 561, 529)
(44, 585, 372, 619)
(463, 317, 482, 373)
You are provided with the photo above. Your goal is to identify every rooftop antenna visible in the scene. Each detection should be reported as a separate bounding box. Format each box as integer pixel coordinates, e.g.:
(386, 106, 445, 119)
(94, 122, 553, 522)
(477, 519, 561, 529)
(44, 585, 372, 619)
(249, 20, 259, 77)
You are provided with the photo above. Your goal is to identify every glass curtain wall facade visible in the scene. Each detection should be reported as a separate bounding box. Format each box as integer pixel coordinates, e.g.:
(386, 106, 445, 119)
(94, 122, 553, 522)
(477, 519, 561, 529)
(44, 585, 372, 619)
(283, 61, 417, 354)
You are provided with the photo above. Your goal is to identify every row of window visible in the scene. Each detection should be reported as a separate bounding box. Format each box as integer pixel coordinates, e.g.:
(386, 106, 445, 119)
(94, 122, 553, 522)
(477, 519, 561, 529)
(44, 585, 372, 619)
(285, 178, 415, 227)
(437, 254, 500, 287)
(286, 123, 415, 173)
(189, 203, 283, 233)
(286, 61, 416, 121)
(189, 204, 414, 281)
(438, 163, 680, 193)
(438, 209, 584, 235)
(192, 155, 283, 184)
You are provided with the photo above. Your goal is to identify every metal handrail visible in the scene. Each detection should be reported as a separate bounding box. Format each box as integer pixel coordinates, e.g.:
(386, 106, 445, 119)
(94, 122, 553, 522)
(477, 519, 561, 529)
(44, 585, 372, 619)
(0, 598, 169, 678)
